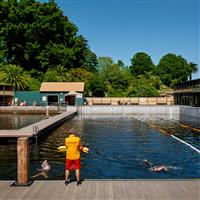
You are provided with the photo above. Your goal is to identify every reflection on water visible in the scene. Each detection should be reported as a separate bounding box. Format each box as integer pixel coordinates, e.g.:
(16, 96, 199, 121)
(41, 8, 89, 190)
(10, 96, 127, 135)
(180, 114, 200, 128)
(0, 114, 45, 130)
(0, 114, 199, 180)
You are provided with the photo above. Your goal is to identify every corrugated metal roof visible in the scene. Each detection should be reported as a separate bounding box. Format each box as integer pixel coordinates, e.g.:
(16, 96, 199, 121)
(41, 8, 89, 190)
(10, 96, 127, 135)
(40, 82, 84, 92)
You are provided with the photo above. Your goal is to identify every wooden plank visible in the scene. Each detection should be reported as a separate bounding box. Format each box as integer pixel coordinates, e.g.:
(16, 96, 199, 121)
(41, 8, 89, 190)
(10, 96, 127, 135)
(147, 97, 157, 105)
(130, 98, 139, 105)
(111, 98, 120, 105)
(92, 98, 102, 105)
(0, 180, 199, 200)
(157, 97, 167, 105)
(101, 98, 111, 105)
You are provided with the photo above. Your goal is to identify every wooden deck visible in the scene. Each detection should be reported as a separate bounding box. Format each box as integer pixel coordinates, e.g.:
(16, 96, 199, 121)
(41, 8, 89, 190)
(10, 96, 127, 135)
(0, 111, 76, 138)
(0, 180, 199, 200)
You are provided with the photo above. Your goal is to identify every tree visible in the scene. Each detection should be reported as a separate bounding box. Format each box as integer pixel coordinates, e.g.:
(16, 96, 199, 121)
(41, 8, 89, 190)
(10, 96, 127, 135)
(97, 57, 113, 71)
(127, 77, 159, 97)
(84, 50, 98, 72)
(27, 77, 41, 91)
(157, 53, 191, 87)
(188, 62, 198, 80)
(0, 37, 6, 63)
(0, 0, 89, 72)
(43, 65, 71, 82)
(87, 75, 106, 97)
(130, 52, 155, 76)
(98, 57, 129, 96)
(68, 67, 93, 95)
(137, 71, 161, 89)
(0, 64, 30, 90)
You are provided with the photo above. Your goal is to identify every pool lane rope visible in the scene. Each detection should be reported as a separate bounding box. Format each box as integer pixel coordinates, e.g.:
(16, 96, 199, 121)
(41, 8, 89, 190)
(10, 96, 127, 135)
(180, 124, 200, 133)
(149, 124, 200, 154)
(170, 135, 200, 154)
(131, 117, 200, 154)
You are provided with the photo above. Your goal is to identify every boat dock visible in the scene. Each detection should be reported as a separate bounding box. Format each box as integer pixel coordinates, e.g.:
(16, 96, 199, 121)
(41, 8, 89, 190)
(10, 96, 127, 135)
(1, 180, 199, 200)
(0, 111, 77, 138)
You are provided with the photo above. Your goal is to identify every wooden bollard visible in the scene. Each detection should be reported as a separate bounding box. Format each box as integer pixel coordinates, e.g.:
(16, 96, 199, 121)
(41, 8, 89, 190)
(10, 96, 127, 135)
(17, 137, 29, 185)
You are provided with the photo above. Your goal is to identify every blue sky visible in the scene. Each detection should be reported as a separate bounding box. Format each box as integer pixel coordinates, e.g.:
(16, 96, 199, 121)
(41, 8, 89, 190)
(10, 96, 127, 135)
(46, 0, 199, 79)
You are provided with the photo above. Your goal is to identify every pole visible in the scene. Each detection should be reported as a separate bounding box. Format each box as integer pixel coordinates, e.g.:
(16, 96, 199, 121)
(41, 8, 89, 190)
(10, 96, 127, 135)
(46, 106, 49, 118)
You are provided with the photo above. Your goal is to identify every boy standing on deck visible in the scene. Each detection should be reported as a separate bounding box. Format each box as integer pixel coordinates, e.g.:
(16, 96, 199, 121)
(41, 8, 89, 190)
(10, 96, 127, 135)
(65, 128, 83, 186)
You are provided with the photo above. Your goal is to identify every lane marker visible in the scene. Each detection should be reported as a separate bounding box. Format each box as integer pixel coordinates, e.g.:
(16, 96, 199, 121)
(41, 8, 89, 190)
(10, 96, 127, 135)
(149, 124, 200, 154)
(180, 124, 200, 133)
(170, 135, 200, 154)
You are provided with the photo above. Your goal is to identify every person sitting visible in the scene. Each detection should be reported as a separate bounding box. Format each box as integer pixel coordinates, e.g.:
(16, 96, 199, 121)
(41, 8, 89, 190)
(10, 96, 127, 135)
(144, 159, 168, 172)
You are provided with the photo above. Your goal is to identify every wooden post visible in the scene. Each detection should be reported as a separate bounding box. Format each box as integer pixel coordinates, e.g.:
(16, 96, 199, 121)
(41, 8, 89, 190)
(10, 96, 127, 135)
(17, 137, 29, 185)
(46, 106, 49, 118)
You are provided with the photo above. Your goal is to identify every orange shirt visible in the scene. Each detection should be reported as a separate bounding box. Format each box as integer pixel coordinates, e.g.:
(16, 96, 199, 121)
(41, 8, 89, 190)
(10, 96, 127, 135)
(65, 134, 80, 160)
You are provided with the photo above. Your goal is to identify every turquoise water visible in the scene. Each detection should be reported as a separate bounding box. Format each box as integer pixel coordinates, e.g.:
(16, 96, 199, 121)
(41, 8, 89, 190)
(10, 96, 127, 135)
(0, 114, 199, 180)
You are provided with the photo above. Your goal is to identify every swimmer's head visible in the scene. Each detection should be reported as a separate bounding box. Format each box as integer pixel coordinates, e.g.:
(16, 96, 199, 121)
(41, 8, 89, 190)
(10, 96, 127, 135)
(67, 128, 77, 136)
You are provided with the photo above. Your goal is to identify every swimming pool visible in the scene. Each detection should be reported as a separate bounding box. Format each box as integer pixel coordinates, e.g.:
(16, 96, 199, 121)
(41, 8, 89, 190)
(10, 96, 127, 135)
(0, 114, 199, 180)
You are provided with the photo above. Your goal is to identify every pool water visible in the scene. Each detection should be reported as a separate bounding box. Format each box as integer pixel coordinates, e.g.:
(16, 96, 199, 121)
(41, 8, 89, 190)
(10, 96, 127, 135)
(0, 114, 45, 130)
(0, 114, 199, 180)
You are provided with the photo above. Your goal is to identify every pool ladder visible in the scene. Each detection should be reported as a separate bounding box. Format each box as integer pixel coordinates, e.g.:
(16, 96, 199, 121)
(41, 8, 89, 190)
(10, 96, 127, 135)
(33, 125, 39, 145)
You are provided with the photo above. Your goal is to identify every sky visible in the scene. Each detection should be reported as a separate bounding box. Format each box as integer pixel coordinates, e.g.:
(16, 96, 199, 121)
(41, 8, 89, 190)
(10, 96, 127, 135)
(44, 0, 199, 79)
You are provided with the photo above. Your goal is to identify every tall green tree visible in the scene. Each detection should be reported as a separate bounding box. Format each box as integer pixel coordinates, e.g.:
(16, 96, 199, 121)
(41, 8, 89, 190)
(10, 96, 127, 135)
(188, 62, 198, 80)
(0, 0, 89, 72)
(43, 65, 71, 82)
(137, 71, 161, 89)
(127, 77, 159, 97)
(130, 52, 155, 76)
(0, 64, 30, 90)
(157, 53, 191, 87)
(87, 74, 106, 97)
(98, 57, 128, 96)
(98, 57, 113, 71)
(84, 50, 98, 72)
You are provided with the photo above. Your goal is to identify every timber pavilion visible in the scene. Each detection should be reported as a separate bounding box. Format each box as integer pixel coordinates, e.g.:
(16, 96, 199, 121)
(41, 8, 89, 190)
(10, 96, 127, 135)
(0, 83, 14, 106)
(173, 78, 200, 107)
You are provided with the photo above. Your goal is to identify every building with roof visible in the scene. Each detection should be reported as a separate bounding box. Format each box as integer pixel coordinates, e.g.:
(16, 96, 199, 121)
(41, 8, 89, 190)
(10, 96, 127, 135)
(0, 83, 14, 106)
(14, 82, 85, 106)
(173, 78, 200, 107)
(40, 82, 84, 106)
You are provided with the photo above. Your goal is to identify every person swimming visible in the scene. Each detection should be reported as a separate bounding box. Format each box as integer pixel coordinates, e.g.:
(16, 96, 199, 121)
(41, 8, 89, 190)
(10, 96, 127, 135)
(40, 160, 51, 171)
(32, 160, 51, 178)
(144, 159, 168, 172)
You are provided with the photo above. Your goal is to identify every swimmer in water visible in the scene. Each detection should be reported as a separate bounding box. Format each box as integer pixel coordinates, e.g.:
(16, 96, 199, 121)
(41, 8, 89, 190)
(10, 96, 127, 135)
(144, 159, 168, 172)
(32, 160, 51, 178)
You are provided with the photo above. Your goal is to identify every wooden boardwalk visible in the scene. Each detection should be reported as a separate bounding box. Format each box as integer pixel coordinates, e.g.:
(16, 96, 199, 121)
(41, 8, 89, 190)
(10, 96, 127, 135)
(0, 180, 199, 200)
(0, 111, 76, 138)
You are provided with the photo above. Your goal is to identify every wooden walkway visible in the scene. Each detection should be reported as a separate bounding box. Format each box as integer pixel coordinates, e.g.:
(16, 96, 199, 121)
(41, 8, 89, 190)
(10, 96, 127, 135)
(0, 180, 199, 200)
(0, 111, 76, 138)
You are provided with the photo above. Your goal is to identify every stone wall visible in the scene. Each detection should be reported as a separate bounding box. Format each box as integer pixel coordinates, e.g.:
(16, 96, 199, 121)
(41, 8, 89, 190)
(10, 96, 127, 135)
(0, 106, 59, 114)
(76, 105, 180, 115)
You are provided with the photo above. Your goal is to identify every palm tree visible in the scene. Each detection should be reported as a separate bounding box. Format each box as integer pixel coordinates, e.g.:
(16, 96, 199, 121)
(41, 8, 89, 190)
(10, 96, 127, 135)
(43, 65, 71, 82)
(0, 64, 30, 90)
(189, 62, 198, 81)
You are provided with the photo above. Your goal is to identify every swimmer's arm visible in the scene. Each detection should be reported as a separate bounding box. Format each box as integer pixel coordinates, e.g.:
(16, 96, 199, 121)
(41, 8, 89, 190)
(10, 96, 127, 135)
(164, 167, 168, 172)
